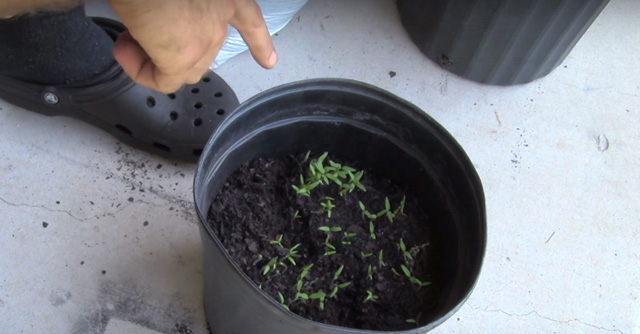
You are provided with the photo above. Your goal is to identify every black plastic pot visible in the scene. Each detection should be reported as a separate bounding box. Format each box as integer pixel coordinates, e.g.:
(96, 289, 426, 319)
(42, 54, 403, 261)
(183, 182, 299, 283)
(194, 79, 486, 333)
(398, 0, 609, 85)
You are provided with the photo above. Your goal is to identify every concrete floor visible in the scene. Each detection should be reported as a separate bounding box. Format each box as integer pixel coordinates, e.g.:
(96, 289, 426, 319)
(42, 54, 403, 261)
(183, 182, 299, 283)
(1, 0, 638, 333)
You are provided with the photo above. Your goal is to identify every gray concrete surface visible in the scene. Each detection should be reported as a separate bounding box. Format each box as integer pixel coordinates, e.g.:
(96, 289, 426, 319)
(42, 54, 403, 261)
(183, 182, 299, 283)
(0, 0, 638, 333)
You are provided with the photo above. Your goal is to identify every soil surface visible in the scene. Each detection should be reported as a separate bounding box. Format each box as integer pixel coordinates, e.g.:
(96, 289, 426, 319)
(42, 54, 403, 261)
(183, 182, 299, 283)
(207, 153, 441, 331)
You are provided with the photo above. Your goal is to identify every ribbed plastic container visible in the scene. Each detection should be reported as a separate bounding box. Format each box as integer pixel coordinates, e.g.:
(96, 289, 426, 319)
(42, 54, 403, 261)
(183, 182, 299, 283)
(397, 0, 609, 85)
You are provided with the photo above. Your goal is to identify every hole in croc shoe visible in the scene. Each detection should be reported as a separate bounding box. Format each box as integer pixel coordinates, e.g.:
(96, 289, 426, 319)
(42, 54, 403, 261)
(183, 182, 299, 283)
(191, 88, 200, 94)
(193, 148, 203, 156)
(214, 92, 223, 98)
(194, 102, 203, 109)
(216, 109, 225, 116)
(168, 93, 176, 99)
(202, 77, 211, 83)
(153, 142, 171, 152)
(147, 97, 156, 107)
(115, 124, 133, 136)
(193, 118, 203, 127)
(170, 111, 179, 121)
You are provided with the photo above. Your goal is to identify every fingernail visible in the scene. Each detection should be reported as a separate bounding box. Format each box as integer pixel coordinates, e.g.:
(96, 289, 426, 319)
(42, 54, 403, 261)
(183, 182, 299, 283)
(268, 49, 278, 68)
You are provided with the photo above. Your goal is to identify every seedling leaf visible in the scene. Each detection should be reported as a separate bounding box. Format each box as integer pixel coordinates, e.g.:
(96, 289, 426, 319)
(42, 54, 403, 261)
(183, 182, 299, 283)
(338, 282, 352, 289)
(330, 286, 339, 298)
(399, 238, 407, 252)
(333, 265, 344, 280)
(310, 292, 326, 300)
(401, 264, 412, 278)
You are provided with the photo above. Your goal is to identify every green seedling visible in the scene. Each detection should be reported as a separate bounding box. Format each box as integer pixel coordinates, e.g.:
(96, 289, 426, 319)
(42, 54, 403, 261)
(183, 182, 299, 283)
(364, 290, 379, 302)
(358, 201, 377, 220)
(322, 233, 338, 256)
(391, 268, 401, 277)
(399, 238, 414, 263)
(292, 174, 321, 197)
(378, 250, 386, 267)
(304, 150, 312, 162)
(394, 195, 407, 216)
(285, 243, 301, 266)
(300, 263, 314, 279)
(278, 292, 290, 311)
(342, 231, 356, 245)
(292, 174, 309, 196)
(339, 170, 366, 195)
(410, 277, 431, 287)
(369, 221, 376, 240)
(401, 264, 412, 278)
(406, 312, 422, 325)
(338, 282, 351, 289)
(316, 152, 328, 172)
(293, 210, 301, 220)
(324, 235, 336, 250)
(384, 197, 395, 222)
(361, 251, 373, 258)
(320, 197, 336, 218)
(310, 291, 327, 310)
(367, 265, 373, 281)
(319, 226, 342, 233)
(295, 292, 309, 301)
(401, 264, 430, 287)
(329, 282, 352, 298)
(325, 173, 342, 186)
(351, 171, 367, 192)
(270, 234, 284, 248)
(295, 264, 314, 299)
(333, 265, 345, 281)
(329, 286, 339, 298)
(339, 183, 355, 196)
(400, 196, 407, 212)
(262, 256, 279, 276)
(329, 160, 342, 169)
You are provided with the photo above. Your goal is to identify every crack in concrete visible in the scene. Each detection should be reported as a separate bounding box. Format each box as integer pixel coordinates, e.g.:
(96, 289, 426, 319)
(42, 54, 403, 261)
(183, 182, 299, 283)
(469, 304, 625, 333)
(0, 196, 131, 222)
(0, 190, 196, 224)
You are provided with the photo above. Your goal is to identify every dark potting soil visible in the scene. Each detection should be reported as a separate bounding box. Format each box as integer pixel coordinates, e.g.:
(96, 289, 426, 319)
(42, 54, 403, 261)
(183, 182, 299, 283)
(207, 153, 442, 331)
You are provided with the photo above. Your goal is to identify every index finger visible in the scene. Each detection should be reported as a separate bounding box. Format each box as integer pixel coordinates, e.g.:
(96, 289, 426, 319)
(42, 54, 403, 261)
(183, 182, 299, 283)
(230, 0, 277, 69)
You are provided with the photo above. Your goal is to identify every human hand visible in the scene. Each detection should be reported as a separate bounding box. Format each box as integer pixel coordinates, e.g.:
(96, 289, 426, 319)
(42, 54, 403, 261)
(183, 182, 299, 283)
(108, 0, 276, 93)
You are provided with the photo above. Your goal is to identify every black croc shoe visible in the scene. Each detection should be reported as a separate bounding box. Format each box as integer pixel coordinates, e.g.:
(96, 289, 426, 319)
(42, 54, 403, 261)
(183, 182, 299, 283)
(0, 17, 239, 162)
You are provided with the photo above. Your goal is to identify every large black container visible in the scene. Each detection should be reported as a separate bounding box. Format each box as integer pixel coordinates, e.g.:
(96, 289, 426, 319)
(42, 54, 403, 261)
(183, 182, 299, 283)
(398, 0, 609, 85)
(194, 79, 486, 333)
